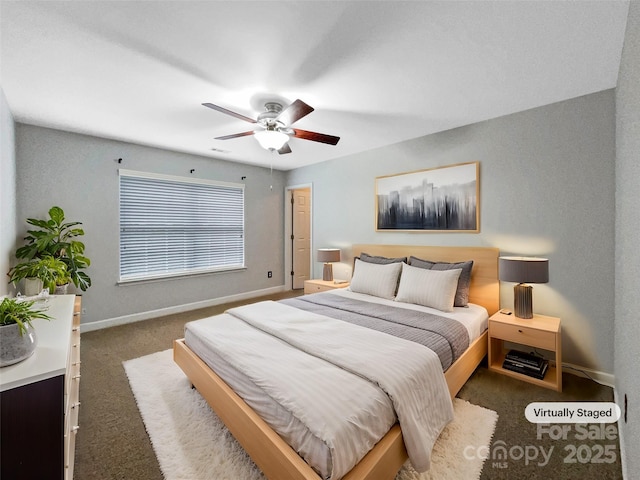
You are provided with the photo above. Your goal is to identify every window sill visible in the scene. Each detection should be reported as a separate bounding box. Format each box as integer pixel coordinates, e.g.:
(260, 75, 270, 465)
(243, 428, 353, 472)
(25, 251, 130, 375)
(117, 266, 247, 286)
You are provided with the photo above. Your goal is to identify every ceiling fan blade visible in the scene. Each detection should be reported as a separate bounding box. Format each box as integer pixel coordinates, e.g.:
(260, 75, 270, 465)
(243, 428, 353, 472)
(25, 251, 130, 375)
(292, 128, 340, 145)
(277, 99, 314, 126)
(203, 103, 257, 124)
(214, 131, 255, 140)
(278, 143, 292, 155)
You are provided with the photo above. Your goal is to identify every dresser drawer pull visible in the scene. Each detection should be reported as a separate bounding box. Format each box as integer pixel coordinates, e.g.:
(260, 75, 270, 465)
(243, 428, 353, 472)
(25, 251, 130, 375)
(73, 374, 81, 380)
(72, 326, 80, 332)
(71, 425, 80, 433)
(72, 402, 81, 409)
(518, 329, 523, 333)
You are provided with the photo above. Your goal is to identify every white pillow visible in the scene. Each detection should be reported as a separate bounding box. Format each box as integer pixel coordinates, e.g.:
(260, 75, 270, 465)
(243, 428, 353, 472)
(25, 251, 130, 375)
(349, 259, 403, 299)
(395, 263, 462, 312)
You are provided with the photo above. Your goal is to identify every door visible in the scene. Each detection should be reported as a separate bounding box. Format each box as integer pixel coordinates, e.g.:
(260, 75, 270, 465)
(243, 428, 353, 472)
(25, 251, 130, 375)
(291, 188, 311, 289)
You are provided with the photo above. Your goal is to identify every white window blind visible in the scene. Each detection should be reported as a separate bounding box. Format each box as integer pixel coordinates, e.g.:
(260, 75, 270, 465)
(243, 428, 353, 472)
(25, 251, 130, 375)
(119, 170, 245, 282)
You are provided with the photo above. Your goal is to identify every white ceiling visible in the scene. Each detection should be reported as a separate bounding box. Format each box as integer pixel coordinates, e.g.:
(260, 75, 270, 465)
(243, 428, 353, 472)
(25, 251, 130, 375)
(0, 1, 630, 171)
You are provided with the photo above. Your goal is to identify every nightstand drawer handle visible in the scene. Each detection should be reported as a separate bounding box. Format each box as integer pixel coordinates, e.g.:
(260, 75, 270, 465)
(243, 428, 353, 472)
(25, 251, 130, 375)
(518, 329, 523, 333)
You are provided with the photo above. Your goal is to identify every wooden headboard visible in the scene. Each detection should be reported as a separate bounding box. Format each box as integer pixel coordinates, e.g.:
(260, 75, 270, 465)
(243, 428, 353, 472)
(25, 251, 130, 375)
(351, 244, 500, 315)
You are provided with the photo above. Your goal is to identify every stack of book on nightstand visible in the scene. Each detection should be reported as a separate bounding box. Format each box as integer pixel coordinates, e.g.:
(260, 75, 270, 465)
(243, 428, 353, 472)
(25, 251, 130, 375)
(502, 350, 549, 380)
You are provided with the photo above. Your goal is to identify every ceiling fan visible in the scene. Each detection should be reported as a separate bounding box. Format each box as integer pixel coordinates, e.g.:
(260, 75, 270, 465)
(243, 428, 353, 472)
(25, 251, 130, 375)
(202, 99, 340, 154)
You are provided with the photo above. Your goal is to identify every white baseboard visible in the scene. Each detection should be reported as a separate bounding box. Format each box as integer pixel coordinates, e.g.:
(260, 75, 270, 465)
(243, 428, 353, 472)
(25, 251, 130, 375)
(80, 285, 288, 333)
(561, 361, 615, 388)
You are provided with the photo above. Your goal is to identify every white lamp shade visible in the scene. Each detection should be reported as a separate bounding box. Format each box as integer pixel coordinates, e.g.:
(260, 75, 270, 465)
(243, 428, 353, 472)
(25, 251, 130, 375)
(254, 130, 289, 150)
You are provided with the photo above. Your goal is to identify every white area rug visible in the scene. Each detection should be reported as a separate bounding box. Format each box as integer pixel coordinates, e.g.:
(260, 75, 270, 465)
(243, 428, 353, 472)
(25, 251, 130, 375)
(124, 349, 497, 480)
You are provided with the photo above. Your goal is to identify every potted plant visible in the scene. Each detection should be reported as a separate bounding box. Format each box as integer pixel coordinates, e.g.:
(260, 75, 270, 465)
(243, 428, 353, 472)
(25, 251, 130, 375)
(0, 297, 51, 367)
(14, 206, 91, 291)
(54, 270, 72, 294)
(7, 256, 69, 295)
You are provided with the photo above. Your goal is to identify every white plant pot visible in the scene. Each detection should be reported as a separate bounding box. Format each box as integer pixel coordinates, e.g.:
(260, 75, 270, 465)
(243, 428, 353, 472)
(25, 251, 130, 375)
(0, 322, 38, 367)
(23, 278, 44, 296)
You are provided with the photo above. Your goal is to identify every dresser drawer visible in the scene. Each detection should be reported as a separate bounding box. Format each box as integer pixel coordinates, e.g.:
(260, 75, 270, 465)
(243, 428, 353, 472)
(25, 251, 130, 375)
(65, 329, 81, 397)
(490, 321, 556, 350)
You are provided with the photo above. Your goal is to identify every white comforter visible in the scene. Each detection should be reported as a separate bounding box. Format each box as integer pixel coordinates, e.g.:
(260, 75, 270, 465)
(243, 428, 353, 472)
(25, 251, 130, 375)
(226, 300, 454, 474)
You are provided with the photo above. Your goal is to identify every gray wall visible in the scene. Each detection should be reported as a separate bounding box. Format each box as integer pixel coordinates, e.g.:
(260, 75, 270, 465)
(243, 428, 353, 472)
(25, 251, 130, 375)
(0, 87, 16, 297)
(615, 2, 640, 478)
(287, 90, 616, 374)
(14, 125, 287, 325)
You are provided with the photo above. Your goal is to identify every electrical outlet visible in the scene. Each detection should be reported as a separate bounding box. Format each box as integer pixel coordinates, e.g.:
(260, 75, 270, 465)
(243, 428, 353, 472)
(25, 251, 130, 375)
(267, 271, 272, 278)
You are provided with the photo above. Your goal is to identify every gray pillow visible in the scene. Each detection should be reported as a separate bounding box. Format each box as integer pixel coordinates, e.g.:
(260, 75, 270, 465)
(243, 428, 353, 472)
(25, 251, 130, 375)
(359, 252, 407, 265)
(408, 256, 474, 307)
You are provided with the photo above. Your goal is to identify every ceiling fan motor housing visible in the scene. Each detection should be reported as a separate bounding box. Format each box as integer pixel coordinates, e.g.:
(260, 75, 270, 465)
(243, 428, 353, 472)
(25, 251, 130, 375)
(257, 102, 284, 127)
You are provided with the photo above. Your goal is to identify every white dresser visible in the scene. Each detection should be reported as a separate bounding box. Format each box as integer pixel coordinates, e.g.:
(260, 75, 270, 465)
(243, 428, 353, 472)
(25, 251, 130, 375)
(0, 294, 81, 480)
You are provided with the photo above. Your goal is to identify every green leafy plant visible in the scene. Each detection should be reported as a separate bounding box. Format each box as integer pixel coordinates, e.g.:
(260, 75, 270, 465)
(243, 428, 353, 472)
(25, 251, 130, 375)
(0, 297, 51, 335)
(55, 270, 72, 287)
(14, 206, 91, 291)
(7, 256, 69, 294)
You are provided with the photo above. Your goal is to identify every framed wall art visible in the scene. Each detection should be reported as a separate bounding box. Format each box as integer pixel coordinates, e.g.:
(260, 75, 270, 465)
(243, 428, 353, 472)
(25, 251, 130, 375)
(376, 161, 479, 232)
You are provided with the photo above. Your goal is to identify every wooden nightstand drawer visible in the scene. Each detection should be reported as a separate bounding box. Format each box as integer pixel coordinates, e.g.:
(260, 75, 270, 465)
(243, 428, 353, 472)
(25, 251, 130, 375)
(303, 279, 350, 294)
(304, 282, 327, 294)
(490, 321, 556, 350)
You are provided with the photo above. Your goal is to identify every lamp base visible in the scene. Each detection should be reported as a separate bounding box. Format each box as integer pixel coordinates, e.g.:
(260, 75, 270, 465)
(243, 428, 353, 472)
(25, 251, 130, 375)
(514, 283, 533, 319)
(322, 263, 334, 281)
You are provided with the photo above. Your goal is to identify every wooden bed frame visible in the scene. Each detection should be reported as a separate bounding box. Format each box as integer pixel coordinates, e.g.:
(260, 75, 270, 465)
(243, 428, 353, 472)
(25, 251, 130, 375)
(174, 244, 499, 480)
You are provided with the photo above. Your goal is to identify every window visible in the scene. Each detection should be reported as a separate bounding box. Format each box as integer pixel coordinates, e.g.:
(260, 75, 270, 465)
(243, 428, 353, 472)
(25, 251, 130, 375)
(119, 169, 245, 282)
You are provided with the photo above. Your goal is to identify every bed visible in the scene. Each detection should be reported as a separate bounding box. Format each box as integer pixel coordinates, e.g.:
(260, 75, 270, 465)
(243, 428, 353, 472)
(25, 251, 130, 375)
(173, 244, 499, 480)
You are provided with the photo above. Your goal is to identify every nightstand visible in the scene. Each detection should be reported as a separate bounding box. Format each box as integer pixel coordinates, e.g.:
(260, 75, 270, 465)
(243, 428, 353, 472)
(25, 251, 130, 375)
(303, 279, 350, 294)
(488, 311, 562, 392)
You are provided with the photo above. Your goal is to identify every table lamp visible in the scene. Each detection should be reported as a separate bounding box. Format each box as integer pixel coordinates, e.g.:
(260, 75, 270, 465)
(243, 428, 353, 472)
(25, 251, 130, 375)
(499, 256, 549, 319)
(317, 248, 340, 281)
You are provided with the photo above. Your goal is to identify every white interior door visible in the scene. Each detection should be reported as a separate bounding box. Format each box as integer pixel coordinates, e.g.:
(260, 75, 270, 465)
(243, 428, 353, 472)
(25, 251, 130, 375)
(292, 188, 311, 289)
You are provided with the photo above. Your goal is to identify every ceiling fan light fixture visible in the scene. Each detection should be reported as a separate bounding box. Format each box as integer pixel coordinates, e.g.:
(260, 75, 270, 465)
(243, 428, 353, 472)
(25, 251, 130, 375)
(254, 129, 289, 151)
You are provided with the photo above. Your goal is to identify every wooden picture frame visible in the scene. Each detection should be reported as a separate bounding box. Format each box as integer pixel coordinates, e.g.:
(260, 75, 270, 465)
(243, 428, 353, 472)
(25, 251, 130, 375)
(376, 161, 479, 232)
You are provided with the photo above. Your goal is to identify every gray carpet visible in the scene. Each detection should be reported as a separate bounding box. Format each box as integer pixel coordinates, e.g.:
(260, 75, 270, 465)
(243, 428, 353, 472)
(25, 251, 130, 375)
(74, 292, 622, 480)
(459, 366, 622, 479)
